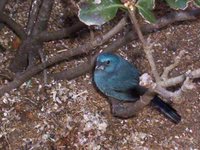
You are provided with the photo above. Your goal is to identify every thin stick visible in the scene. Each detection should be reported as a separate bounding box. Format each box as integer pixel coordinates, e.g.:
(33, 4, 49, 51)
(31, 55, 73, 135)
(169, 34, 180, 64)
(161, 50, 186, 80)
(128, 8, 160, 82)
(39, 48, 47, 85)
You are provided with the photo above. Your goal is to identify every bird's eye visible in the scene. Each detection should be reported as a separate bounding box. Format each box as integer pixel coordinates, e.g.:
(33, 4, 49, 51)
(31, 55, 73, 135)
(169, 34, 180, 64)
(106, 60, 110, 65)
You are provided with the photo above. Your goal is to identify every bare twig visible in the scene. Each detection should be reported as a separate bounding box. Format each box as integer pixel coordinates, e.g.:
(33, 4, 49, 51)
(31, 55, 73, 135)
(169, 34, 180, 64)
(140, 73, 179, 101)
(128, 8, 146, 45)
(26, 0, 43, 34)
(161, 50, 186, 80)
(128, 8, 161, 82)
(52, 30, 133, 80)
(159, 68, 200, 87)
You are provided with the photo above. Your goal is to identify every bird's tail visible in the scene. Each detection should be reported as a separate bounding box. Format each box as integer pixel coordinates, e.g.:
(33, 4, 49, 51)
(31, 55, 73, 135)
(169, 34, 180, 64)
(151, 96, 181, 124)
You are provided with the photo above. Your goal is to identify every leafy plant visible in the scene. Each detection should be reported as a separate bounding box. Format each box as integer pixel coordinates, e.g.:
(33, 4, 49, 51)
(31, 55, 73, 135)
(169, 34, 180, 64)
(165, 0, 188, 9)
(78, 0, 200, 25)
(78, 0, 124, 26)
(194, 0, 200, 6)
(135, 0, 156, 23)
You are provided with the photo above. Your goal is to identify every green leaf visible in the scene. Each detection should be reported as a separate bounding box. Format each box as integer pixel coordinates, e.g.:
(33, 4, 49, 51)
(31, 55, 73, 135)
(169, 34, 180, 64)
(194, 0, 200, 6)
(136, 0, 156, 23)
(78, 0, 124, 26)
(165, 0, 188, 10)
(136, 0, 155, 10)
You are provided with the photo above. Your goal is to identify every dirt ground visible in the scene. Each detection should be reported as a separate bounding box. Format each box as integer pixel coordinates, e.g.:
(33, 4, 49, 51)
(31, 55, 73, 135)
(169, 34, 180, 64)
(0, 1, 200, 149)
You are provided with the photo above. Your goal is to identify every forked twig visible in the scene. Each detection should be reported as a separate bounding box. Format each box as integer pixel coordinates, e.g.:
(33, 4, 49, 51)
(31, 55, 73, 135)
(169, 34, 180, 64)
(161, 50, 186, 80)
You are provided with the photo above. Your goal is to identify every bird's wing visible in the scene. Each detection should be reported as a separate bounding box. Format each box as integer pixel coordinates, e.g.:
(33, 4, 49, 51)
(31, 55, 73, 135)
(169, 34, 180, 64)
(109, 79, 142, 100)
(107, 74, 139, 92)
(108, 63, 140, 91)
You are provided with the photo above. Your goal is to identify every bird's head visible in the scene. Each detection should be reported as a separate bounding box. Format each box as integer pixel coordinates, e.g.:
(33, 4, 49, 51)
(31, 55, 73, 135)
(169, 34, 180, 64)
(95, 53, 119, 73)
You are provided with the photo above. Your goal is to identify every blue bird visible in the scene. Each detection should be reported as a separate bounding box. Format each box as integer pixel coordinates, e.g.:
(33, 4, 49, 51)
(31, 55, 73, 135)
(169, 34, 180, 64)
(94, 52, 181, 124)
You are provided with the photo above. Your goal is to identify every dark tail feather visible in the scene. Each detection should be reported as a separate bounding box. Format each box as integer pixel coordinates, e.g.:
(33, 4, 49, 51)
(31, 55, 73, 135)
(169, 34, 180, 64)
(151, 96, 181, 124)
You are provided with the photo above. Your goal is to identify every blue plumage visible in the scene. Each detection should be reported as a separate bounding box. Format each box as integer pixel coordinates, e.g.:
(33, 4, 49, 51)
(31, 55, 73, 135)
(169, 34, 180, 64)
(94, 52, 181, 124)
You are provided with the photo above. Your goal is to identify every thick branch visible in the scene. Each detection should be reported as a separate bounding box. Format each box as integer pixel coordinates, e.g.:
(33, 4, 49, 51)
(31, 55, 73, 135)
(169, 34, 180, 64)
(32, 0, 54, 35)
(9, 0, 54, 72)
(0, 13, 27, 39)
(37, 22, 86, 42)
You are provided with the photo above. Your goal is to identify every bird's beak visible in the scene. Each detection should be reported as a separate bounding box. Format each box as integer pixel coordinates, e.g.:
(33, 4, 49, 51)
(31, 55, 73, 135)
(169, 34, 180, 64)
(95, 63, 105, 70)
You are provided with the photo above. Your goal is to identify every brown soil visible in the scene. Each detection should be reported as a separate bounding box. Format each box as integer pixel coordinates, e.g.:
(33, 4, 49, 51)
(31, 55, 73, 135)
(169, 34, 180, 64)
(0, 1, 200, 149)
